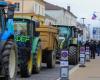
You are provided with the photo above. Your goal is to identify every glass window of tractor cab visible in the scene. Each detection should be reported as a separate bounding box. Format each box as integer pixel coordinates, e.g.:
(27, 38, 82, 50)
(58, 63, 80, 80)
(14, 21, 28, 35)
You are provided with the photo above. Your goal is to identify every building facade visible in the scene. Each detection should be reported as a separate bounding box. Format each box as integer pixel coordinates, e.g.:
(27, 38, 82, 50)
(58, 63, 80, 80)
(45, 2, 77, 26)
(93, 27, 100, 41)
(12, 0, 45, 25)
(77, 22, 90, 42)
(45, 14, 57, 25)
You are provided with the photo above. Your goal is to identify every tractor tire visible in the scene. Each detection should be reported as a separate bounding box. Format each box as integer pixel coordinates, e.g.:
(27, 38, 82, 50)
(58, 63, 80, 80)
(20, 49, 33, 77)
(32, 43, 42, 73)
(47, 50, 56, 68)
(1, 41, 18, 80)
(69, 45, 78, 65)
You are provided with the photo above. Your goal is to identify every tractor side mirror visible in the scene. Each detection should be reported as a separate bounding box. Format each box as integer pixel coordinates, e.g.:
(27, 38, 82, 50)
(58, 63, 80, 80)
(7, 4, 15, 19)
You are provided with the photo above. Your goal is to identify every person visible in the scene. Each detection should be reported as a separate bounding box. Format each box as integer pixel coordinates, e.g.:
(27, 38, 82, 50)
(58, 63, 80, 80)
(97, 41, 100, 56)
(85, 40, 90, 49)
(90, 40, 96, 59)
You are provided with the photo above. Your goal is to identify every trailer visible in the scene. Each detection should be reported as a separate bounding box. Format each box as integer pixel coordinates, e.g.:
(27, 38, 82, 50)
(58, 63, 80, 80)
(36, 25, 58, 68)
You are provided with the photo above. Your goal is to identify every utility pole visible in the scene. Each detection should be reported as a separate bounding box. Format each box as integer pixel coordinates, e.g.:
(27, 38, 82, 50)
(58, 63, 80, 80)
(22, 0, 24, 18)
(87, 24, 90, 40)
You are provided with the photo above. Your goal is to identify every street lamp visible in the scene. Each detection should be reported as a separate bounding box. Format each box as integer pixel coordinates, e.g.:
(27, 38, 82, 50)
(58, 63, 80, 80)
(81, 17, 86, 26)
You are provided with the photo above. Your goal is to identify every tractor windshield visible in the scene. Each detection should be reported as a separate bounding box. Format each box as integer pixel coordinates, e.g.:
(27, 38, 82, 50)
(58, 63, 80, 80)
(14, 21, 27, 35)
(59, 27, 69, 37)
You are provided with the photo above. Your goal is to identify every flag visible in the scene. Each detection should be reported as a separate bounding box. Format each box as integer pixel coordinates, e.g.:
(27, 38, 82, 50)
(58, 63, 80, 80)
(92, 13, 97, 20)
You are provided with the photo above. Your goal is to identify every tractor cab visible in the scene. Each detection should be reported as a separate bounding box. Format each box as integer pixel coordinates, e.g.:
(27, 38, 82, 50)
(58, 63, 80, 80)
(14, 18, 39, 44)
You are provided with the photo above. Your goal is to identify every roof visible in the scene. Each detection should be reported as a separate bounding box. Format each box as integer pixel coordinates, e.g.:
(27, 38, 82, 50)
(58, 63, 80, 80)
(45, 1, 77, 18)
(45, 2, 63, 10)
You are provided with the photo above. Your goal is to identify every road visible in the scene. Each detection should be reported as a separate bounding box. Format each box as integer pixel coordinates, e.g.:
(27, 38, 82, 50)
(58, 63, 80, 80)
(17, 64, 74, 80)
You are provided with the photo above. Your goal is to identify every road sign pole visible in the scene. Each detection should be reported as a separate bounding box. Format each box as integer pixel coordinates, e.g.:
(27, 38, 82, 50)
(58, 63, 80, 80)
(60, 50, 69, 80)
(79, 46, 86, 67)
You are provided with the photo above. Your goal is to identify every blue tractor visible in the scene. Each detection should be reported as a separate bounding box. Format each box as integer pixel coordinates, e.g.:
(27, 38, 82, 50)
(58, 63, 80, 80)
(0, 1, 17, 80)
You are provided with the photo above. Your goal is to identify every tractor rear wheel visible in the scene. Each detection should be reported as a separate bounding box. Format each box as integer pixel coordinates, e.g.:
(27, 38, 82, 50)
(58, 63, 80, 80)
(47, 50, 56, 68)
(2, 41, 18, 80)
(32, 43, 42, 73)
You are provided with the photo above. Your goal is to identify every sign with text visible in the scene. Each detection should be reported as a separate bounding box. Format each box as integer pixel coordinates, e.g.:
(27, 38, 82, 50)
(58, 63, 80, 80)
(60, 61, 68, 67)
(85, 51, 90, 61)
(79, 46, 86, 66)
(60, 68, 69, 78)
(86, 47, 89, 52)
(60, 50, 69, 80)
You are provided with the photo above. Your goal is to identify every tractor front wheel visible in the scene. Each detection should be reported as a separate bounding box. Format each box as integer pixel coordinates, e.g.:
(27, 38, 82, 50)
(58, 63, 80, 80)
(20, 51, 33, 77)
(32, 43, 42, 73)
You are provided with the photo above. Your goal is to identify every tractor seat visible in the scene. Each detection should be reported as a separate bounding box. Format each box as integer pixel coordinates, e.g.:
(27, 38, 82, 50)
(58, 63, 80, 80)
(0, 1, 7, 7)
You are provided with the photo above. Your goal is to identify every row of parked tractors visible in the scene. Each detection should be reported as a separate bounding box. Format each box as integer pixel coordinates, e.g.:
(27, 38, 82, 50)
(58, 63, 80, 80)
(0, 1, 81, 80)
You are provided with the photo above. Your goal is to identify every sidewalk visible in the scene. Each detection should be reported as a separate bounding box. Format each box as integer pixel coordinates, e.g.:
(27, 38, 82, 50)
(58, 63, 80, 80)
(70, 56, 100, 80)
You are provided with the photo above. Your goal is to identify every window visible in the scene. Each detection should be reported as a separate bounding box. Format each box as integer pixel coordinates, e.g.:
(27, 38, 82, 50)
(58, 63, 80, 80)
(15, 3, 20, 11)
(14, 21, 27, 35)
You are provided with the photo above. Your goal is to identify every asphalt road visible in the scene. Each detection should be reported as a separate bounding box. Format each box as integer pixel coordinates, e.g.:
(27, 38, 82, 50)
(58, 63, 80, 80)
(17, 64, 74, 80)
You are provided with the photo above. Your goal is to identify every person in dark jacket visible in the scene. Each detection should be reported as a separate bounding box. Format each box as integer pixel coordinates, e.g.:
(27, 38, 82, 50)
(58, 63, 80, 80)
(85, 40, 90, 48)
(90, 40, 96, 59)
(97, 41, 100, 56)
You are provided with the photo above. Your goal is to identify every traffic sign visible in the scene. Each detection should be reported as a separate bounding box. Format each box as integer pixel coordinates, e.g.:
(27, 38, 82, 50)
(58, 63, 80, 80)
(61, 50, 68, 60)
(79, 46, 86, 67)
(60, 50, 69, 80)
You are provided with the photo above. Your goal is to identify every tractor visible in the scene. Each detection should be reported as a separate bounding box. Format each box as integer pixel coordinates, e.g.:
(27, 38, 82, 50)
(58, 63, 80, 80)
(14, 18, 41, 77)
(0, 1, 17, 80)
(55, 25, 80, 65)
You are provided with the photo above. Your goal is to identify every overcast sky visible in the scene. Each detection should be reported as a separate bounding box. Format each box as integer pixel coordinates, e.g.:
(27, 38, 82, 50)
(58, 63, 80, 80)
(45, 0, 100, 27)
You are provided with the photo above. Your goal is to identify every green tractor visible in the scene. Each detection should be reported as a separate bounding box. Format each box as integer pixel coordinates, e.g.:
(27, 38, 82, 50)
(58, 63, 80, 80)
(56, 25, 80, 65)
(14, 18, 42, 77)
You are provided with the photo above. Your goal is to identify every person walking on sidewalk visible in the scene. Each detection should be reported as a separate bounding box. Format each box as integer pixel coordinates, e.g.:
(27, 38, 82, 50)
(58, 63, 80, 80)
(90, 40, 96, 59)
(97, 41, 100, 56)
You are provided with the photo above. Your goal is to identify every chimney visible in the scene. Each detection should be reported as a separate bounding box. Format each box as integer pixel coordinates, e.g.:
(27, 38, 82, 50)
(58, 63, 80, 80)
(67, 6, 70, 12)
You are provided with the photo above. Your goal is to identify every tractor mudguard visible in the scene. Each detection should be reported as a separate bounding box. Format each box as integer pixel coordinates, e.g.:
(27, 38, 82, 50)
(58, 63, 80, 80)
(32, 37, 40, 54)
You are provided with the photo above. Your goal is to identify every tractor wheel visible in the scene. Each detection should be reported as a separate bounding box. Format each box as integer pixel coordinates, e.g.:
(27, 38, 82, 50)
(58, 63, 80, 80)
(20, 50, 33, 77)
(32, 43, 42, 73)
(69, 45, 78, 65)
(47, 50, 56, 68)
(2, 41, 18, 80)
